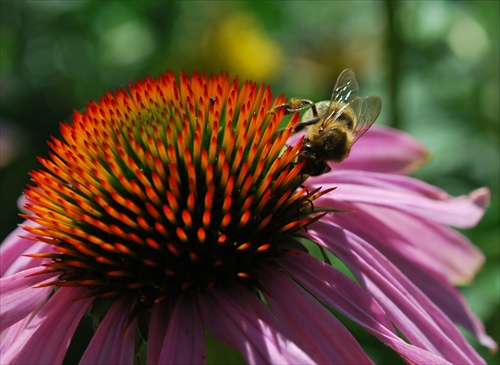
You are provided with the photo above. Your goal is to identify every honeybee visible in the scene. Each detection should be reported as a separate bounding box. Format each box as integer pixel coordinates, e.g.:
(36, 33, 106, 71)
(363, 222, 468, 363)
(271, 69, 382, 176)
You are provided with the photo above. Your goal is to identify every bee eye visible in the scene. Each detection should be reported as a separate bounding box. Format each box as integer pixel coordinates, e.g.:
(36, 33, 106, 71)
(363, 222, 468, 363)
(315, 160, 325, 169)
(304, 145, 314, 152)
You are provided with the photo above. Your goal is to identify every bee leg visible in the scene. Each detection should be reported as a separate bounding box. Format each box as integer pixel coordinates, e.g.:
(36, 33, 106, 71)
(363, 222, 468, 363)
(299, 184, 315, 213)
(309, 103, 318, 118)
(268, 103, 295, 115)
(306, 192, 315, 213)
(291, 99, 317, 114)
(296, 185, 315, 232)
(269, 99, 316, 115)
(270, 99, 319, 135)
(292, 117, 321, 133)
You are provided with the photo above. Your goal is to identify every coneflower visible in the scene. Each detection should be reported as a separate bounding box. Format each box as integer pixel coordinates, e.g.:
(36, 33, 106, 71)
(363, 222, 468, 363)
(0, 70, 496, 364)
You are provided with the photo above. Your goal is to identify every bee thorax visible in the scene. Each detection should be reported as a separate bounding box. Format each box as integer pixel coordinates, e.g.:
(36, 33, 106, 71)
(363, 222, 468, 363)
(310, 128, 352, 163)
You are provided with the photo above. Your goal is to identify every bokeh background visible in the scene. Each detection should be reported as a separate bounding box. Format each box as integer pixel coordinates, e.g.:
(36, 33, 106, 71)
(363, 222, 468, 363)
(1, 1, 498, 364)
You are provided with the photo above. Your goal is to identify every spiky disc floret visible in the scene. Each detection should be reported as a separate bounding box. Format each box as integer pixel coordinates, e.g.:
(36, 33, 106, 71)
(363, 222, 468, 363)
(23, 71, 324, 306)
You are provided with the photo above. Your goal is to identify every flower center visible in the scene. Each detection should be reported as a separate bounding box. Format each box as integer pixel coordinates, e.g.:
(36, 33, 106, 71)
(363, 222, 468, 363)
(23, 71, 324, 307)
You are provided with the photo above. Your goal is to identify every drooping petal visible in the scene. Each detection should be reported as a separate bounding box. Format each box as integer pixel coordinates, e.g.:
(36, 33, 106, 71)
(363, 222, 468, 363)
(2, 287, 93, 365)
(157, 293, 206, 364)
(400, 260, 497, 351)
(331, 201, 484, 284)
(0, 267, 55, 331)
(0, 225, 31, 275)
(277, 251, 453, 365)
(147, 301, 172, 365)
(312, 170, 489, 228)
(308, 220, 490, 364)
(0, 221, 54, 277)
(338, 125, 429, 174)
(199, 285, 315, 365)
(79, 297, 136, 365)
(329, 202, 496, 350)
(1, 316, 33, 359)
(259, 266, 374, 364)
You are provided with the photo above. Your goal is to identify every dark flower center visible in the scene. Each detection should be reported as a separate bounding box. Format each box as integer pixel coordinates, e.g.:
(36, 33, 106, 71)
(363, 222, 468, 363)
(23, 71, 324, 307)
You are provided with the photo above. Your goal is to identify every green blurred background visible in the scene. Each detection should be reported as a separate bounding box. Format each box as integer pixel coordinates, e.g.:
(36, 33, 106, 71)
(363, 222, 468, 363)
(1, 1, 498, 364)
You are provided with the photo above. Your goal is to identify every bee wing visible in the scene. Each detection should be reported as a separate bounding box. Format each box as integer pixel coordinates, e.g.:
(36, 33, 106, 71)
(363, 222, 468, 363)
(329, 69, 359, 106)
(301, 100, 330, 123)
(326, 69, 360, 121)
(351, 95, 382, 143)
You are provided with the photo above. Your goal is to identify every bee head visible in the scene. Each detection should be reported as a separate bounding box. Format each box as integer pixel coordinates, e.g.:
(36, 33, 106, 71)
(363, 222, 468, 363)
(297, 143, 331, 176)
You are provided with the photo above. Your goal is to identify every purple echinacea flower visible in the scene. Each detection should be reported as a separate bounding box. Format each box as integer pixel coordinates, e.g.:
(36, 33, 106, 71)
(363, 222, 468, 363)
(0, 71, 496, 364)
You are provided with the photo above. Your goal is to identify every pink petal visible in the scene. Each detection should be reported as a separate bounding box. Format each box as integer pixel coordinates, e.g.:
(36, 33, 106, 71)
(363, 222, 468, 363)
(311, 170, 489, 228)
(329, 202, 495, 350)
(17, 193, 31, 214)
(0, 267, 55, 331)
(259, 266, 374, 364)
(339, 125, 429, 174)
(2, 287, 93, 365)
(158, 293, 206, 364)
(198, 285, 315, 365)
(0, 221, 54, 277)
(277, 251, 453, 364)
(80, 297, 136, 364)
(147, 301, 172, 365)
(331, 201, 484, 284)
(1, 316, 33, 357)
(400, 262, 497, 351)
(308, 220, 490, 364)
(0, 225, 32, 275)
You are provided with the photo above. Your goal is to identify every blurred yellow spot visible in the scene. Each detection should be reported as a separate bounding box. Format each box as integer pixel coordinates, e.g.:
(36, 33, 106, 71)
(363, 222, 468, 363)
(204, 12, 283, 80)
